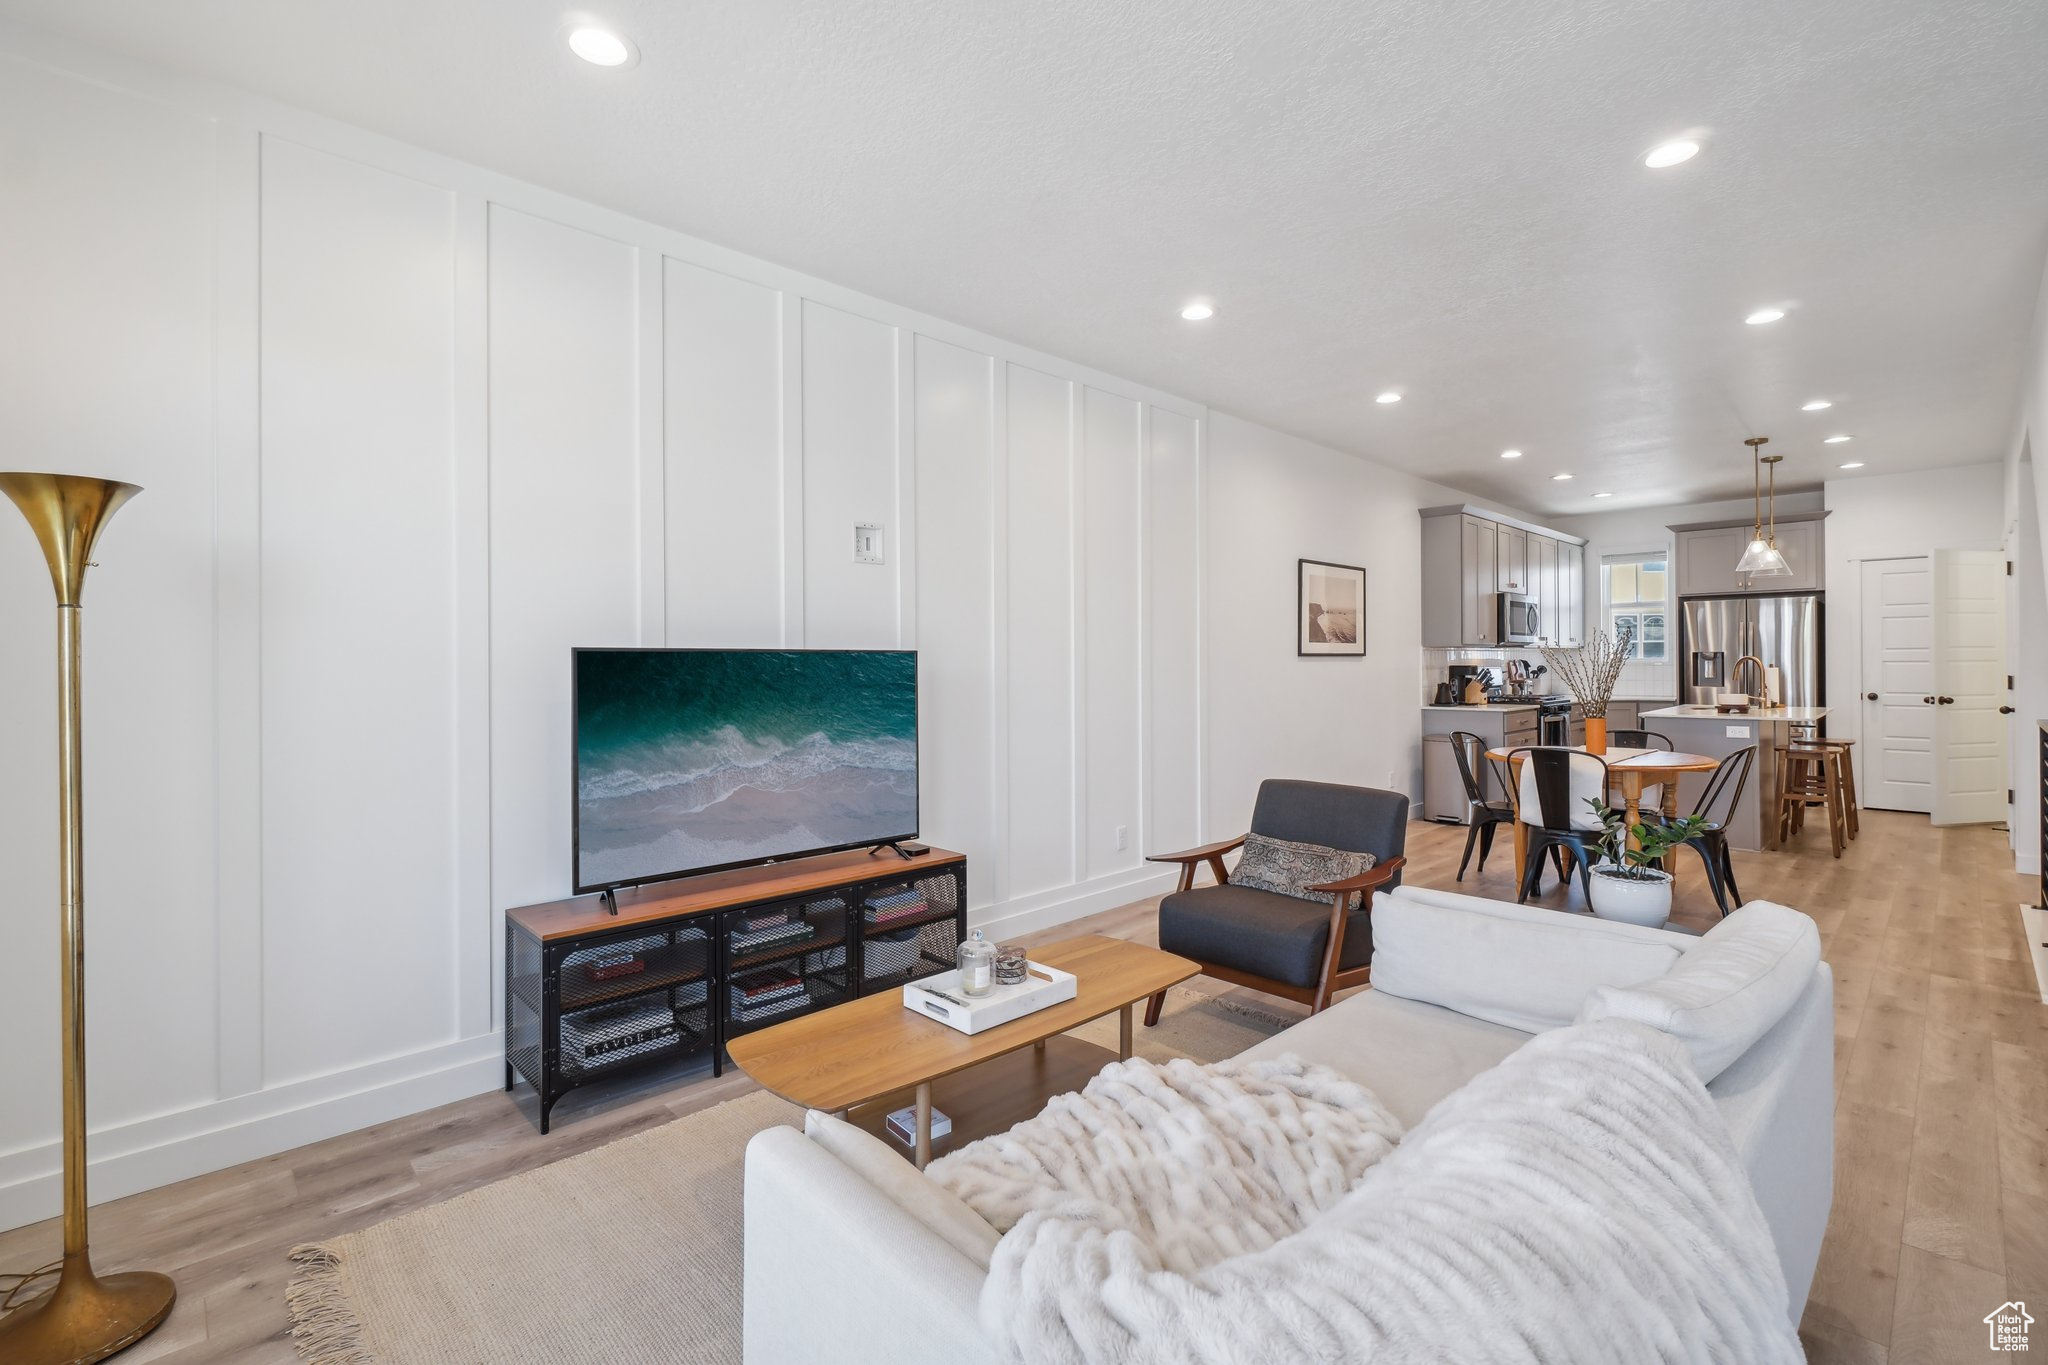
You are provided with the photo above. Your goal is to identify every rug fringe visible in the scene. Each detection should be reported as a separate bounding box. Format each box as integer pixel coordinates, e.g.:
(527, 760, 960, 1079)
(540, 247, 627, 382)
(285, 1243, 376, 1365)
(1206, 992, 1299, 1033)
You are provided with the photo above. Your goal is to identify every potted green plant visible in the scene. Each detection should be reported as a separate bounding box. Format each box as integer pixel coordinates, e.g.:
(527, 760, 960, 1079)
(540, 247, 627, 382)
(1582, 798, 1709, 927)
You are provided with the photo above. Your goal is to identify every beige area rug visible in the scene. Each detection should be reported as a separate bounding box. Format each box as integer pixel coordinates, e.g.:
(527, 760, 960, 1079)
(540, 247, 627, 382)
(285, 985, 1287, 1364)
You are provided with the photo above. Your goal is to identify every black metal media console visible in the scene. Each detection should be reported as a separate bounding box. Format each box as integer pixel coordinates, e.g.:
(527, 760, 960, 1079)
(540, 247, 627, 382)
(506, 850, 967, 1132)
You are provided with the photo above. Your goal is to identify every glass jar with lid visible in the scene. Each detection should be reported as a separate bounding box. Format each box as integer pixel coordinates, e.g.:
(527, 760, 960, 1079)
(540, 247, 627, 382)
(957, 929, 996, 997)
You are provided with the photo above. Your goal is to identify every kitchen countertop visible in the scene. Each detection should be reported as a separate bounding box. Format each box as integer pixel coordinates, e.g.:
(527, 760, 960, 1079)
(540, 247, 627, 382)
(1640, 704, 1831, 722)
(1422, 702, 1543, 712)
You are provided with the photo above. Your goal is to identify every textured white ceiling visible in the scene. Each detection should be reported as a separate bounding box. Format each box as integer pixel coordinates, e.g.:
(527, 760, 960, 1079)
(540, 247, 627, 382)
(8, 0, 2046, 513)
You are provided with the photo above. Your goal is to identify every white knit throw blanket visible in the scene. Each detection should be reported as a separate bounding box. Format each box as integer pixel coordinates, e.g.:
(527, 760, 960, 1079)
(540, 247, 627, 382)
(929, 1053, 1403, 1274)
(930, 1021, 1800, 1365)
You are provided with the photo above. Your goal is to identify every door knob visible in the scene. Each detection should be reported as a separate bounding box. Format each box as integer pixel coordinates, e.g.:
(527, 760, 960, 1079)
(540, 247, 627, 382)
(1937, 696, 1955, 705)
(1864, 692, 1878, 701)
(1922, 696, 1935, 704)
(2000, 705, 2017, 714)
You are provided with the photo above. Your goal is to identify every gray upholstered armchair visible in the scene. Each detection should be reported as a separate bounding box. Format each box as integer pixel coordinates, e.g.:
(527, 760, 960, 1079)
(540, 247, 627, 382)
(1144, 779, 1409, 1017)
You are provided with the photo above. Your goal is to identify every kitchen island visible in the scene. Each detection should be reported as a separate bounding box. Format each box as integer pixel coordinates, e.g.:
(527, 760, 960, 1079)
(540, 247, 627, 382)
(1636, 705, 1830, 851)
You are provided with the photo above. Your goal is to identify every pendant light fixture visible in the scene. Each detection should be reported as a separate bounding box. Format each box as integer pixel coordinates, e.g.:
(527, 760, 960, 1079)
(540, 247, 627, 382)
(1735, 437, 1792, 577)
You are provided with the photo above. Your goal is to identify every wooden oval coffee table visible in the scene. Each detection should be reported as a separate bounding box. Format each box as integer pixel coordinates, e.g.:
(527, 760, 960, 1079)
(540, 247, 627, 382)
(726, 934, 1197, 1167)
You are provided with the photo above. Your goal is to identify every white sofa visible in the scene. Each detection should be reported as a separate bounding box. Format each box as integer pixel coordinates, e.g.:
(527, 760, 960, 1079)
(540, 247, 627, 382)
(743, 886, 1833, 1365)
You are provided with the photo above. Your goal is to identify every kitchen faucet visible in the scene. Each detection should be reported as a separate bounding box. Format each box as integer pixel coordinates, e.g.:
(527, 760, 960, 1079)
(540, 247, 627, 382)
(1732, 654, 1775, 709)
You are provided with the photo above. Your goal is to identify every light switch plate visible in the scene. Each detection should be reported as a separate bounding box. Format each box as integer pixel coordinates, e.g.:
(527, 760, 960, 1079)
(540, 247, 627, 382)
(853, 523, 884, 564)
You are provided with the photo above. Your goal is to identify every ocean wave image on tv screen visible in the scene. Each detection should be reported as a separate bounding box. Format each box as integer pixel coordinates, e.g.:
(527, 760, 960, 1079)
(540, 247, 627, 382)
(576, 650, 917, 887)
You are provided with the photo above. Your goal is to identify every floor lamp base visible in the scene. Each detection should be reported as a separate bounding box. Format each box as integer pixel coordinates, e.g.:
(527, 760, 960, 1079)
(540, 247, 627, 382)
(0, 1255, 176, 1365)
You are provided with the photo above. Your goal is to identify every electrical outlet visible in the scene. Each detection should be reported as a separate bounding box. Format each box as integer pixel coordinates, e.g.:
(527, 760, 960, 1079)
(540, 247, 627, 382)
(853, 522, 884, 564)
(1115, 825, 1128, 851)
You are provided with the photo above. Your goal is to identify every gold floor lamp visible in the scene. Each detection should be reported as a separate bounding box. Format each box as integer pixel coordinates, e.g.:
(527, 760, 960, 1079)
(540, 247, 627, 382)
(0, 474, 175, 1363)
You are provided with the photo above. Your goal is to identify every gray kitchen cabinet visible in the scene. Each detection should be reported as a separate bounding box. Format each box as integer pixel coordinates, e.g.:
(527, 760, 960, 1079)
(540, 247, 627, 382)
(1671, 513, 1827, 597)
(1760, 518, 1823, 592)
(1675, 525, 1747, 597)
(1496, 524, 1529, 594)
(1530, 533, 1559, 641)
(1462, 515, 1497, 645)
(1422, 706, 1541, 823)
(1420, 507, 1589, 647)
(1560, 546, 1584, 645)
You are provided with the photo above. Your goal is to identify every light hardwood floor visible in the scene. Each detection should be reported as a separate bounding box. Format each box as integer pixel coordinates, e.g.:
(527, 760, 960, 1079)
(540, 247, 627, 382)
(0, 809, 2039, 1361)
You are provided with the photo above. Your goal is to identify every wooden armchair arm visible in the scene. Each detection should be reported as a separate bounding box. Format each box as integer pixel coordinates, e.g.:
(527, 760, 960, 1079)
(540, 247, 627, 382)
(1145, 835, 1247, 865)
(1305, 856, 1406, 897)
(1309, 855, 1406, 1016)
(1146, 835, 1246, 893)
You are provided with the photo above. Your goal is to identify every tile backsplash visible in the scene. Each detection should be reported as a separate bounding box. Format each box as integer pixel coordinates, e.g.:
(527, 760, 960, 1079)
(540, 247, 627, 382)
(1421, 648, 1675, 703)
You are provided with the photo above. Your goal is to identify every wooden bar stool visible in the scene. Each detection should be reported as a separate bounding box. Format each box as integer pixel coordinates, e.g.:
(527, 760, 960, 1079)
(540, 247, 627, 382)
(1776, 744, 1848, 858)
(1794, 737, 1859, 839)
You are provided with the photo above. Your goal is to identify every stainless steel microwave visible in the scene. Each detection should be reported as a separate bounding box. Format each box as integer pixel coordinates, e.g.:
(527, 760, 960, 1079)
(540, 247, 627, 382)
(1496, 591, 1540, 645)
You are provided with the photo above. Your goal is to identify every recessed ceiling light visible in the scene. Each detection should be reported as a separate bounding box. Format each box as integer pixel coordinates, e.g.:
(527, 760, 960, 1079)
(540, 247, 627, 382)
(1823, 434, 1852, 444)
(1179, 301, 1214, 321)
(1801, 400, 1832, 411)
(1592, 491, 1614, 499)
(1838, 462, 1865, 469)
(1745, 308, 1785, 325)
(568, 27, 636, 66)
(1375, 391, 1402, 404)
(1500, 449, 1523, 460)
(1643, 140, 1700, 169)
(1552, 473, 1574, 481)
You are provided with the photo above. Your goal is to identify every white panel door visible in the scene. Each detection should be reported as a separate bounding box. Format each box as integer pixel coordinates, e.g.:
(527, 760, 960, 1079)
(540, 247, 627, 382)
(1932, 549, 2009, 826)
(259, 138, 460, 1082)
(1859, 558, 1935, 812)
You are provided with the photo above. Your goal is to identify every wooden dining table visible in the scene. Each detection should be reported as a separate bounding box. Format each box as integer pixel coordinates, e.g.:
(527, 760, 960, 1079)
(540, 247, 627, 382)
(1484, 744, 1724, 887)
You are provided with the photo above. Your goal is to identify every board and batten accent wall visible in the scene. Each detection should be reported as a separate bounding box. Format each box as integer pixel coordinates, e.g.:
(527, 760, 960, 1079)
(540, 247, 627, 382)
(0, 33, 1202, 1228)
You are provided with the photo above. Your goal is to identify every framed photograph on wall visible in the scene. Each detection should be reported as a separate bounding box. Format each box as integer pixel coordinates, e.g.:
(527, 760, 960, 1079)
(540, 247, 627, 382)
(1298, 559, 1366, 656)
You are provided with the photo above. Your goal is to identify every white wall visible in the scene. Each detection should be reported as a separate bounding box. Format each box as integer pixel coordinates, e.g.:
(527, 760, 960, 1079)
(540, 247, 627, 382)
(0, 31, 1204, 1228)
(2003, 251, 2048, 876)
(1200, 413, 1479, 837)
(1821, 465, 2006, 770)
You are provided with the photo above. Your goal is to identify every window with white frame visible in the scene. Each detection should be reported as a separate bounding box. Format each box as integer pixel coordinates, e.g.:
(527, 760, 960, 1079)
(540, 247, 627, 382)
(1602, 553, 1668, 661)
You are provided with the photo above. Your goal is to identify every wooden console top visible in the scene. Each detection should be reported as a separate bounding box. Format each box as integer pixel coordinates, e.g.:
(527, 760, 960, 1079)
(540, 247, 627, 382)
(506, 846, 965, 942)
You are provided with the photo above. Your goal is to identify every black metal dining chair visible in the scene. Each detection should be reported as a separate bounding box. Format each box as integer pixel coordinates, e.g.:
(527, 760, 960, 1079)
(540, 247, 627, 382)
(1449, 731, 1516, 881)
(1646, 745, 1755, 917)
(1609, 729, 1674, 751)
(1507, 747, 1610, 904)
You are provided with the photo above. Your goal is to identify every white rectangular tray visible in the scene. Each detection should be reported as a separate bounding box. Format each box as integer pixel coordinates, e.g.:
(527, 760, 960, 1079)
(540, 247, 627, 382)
(903, 961, 1077, 1035)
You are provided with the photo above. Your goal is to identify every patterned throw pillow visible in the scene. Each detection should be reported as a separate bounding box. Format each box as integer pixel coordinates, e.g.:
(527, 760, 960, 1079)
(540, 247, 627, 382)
(1230, 834, 1376, 902)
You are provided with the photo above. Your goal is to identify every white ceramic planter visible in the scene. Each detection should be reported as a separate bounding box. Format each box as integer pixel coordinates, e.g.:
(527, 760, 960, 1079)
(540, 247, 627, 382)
(1588, 866, 1673, 928)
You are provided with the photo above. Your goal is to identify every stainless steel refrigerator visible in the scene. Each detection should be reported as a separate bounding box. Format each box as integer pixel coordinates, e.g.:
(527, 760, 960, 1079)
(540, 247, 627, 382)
(1679, 594, 1824, 709)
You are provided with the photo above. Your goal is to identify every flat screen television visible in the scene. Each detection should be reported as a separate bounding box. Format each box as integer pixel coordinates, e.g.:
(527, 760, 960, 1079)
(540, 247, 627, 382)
(572, 648, 919, 893)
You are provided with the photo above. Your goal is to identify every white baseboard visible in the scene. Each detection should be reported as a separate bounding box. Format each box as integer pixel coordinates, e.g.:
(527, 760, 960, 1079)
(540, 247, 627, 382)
(0, 868, 1180, 1234)
(2021, 904, 2048, 1005)
(2018, 850, 2041, 877)
(0, 1034, 504, 1233)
